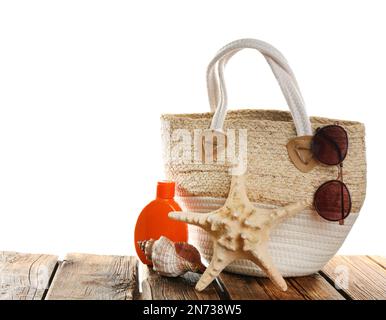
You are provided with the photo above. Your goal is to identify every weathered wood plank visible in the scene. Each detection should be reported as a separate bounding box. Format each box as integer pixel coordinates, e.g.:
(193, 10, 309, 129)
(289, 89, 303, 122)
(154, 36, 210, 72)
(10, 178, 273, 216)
(46, 253, 139, 300)
(140, 266, 223, 300)
(321, 255, 386, 300)
(217, 272, 272, 300)
(0, 251, 58, 300)
(288, 274, 344, 300)
(218, 272, 306, 300)
(219, 272, 344, 300)
(368, 256, 386, 269)
(253, 278, 306, 300)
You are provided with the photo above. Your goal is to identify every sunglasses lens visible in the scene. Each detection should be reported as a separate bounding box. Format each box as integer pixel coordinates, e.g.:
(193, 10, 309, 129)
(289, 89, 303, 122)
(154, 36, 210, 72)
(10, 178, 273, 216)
(314, 180, 351, 221)
(312, 125, 348, 165)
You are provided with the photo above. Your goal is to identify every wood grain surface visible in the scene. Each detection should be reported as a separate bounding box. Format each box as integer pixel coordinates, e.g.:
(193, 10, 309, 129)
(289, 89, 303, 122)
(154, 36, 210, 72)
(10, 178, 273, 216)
(0, 252, 384, 300)
(140, 265, 223, 300)
(46, 253, 138, 300)
(321, 255, 386, 300)
(0, 251, 58, 300)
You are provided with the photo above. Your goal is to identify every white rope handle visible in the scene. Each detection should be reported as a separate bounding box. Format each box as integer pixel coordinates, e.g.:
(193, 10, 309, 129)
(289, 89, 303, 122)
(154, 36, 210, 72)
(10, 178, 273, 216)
(207, 39, 312, 136)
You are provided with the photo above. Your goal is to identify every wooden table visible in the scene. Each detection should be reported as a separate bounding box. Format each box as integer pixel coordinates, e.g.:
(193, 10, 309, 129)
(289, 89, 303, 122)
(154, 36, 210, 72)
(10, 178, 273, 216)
(0, 252, 384, 300)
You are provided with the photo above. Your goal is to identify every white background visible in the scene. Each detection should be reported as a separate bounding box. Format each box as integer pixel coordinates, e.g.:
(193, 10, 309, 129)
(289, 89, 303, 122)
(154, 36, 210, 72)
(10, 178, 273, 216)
(0, 1, 385, 259)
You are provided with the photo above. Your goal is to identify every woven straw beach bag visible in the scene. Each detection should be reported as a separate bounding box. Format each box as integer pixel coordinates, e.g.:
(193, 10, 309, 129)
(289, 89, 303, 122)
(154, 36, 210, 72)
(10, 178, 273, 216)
(161, 39, 366, 277)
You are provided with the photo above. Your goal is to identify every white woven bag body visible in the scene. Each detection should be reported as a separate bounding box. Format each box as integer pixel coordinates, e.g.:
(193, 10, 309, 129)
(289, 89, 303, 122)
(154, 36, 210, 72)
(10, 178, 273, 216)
(161, 39, 366, 277)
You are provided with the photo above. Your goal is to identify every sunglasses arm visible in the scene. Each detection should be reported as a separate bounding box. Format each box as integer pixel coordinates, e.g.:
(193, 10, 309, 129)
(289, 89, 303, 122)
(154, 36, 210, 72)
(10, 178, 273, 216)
(337, 164, 344, 225)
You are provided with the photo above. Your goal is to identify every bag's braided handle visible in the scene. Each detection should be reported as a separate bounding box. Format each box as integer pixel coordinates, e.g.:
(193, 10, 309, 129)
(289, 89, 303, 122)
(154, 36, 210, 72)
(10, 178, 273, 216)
(207, 39, 312, 136)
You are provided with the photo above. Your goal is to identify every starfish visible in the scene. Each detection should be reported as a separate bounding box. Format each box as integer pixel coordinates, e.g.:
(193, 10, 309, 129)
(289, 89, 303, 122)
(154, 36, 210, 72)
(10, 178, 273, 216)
(169, 174, 308, 291)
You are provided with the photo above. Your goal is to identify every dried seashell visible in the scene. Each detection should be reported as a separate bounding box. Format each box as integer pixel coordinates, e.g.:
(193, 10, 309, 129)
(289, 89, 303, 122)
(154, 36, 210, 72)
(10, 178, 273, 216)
(137, 236, 206, 277)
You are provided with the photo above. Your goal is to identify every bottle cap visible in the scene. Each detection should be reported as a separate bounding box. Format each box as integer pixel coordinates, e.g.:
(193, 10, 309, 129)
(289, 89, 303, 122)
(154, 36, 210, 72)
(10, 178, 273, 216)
(156, 181, 175, 199)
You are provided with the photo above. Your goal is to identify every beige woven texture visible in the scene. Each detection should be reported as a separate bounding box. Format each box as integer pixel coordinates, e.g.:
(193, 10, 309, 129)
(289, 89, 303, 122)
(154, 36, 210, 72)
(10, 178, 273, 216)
(162, 109, 366, 212)
(161, 109, 366, 276)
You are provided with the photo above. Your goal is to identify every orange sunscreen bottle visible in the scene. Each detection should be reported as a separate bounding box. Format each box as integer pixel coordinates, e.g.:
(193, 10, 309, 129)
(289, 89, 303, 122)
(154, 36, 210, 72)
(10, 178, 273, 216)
(134, 181, 188, 264)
